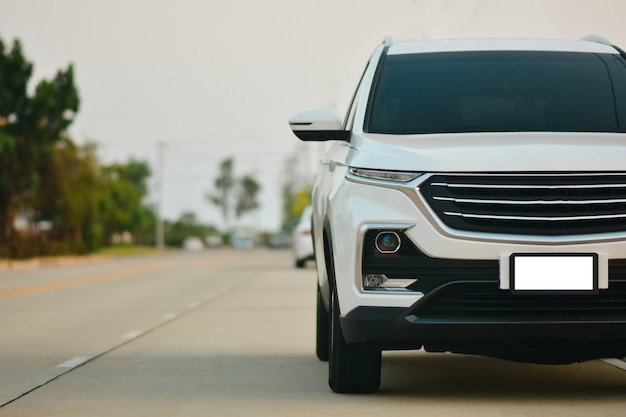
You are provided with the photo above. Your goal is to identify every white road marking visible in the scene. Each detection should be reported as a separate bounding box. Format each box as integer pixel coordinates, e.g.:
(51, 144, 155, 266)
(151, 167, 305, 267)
(122, 330, 143, 339)
(206, 293, 216, 300)
(163, 313, 178, 321)
(602, 358, 626, 372)
(188, 302, 199, 309)
(56, 356, 91, 368)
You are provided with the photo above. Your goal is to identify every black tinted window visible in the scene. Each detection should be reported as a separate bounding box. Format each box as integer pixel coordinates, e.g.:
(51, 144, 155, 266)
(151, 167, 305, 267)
(367, 51, 622, 134)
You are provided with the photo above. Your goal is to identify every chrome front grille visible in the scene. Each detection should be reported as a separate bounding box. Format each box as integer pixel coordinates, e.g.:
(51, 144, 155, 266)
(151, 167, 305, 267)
(420, 174, 626, 236)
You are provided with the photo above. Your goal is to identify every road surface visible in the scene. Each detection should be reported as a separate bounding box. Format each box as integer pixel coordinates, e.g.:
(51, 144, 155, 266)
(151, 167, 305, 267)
(1, 249, 625, 416)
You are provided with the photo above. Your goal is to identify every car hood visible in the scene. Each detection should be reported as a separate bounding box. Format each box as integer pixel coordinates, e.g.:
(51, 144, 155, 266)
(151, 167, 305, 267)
(347, 132, 626, 172)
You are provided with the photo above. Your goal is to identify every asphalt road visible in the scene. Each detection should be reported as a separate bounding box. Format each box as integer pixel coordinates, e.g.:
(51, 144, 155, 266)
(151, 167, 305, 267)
(1, 248, 626, 416)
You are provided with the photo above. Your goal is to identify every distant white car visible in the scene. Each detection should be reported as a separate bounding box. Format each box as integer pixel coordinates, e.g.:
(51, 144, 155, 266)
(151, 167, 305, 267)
(182, 236, 204, 251)
(205, 235, 223, 248)
(292, 206, 314, 268)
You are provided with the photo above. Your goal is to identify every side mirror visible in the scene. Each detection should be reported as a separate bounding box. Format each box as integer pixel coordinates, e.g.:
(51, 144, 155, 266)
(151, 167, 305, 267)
(288, 108, 350, 142)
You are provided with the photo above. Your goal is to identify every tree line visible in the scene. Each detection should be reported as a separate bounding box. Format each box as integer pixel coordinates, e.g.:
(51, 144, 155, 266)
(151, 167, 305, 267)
(0, 35, 268, 258)
(0, 36, 158, 258)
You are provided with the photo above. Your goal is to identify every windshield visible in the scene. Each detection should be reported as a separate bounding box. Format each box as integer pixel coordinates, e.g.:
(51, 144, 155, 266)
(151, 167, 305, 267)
(367, 51, 625, 134)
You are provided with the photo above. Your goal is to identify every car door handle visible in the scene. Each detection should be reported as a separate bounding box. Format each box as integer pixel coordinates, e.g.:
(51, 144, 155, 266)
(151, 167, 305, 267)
(320, 156, 330, 166)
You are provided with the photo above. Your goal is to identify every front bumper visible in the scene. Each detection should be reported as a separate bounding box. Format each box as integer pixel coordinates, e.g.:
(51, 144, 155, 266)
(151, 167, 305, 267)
(340, 303, 626, 363)
(350, 232, 626, 362)
(343, 228, 626, 363)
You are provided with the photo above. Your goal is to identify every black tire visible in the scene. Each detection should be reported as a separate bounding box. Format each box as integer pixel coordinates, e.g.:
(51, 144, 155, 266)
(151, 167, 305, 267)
(328, 287, 381, 393)
(316, 284, 330, 361)
(295, 258, 306, 268)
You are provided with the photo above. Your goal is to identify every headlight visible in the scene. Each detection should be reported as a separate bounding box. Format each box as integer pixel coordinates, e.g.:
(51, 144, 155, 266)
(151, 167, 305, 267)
(348, 167, 422, 183)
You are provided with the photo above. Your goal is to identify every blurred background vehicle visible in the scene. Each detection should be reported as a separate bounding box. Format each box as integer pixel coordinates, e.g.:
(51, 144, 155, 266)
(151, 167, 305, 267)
(292, 206, 314, 268)
(230, 230, 256, 250)
(267, 232, 292, 249)
(182, 236, 205, 251)
(205, 235, 224, 248)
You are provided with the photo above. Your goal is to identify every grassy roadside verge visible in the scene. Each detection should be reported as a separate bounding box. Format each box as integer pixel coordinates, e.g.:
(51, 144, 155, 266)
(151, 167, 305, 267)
(0, 246, 165, 270)
(95, 245, 163, 257)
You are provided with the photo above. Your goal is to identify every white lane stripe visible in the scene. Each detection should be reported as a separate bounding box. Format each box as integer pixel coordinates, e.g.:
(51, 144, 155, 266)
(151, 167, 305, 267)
(122, 330, 142, 339)
(57, 356, 91, 368)
(602, 358, 626, 372)
(188, 302, 199, 309)
(163, 313, 178, 321)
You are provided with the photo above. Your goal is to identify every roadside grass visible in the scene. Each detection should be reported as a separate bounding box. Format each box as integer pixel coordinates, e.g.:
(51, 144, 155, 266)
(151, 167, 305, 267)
(0, 245, 169, 270)
(95, 245, 164, 257)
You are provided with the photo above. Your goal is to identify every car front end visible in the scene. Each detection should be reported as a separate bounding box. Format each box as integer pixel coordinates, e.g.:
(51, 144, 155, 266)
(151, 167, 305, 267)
(323, 131, 626, 363)
(291, 36, 626, 393)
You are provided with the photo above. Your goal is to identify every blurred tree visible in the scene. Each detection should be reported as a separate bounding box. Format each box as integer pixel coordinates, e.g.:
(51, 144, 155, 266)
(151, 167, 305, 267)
(36, 138, 101, 251)
(235, 175, 261, 220)
(164, 211, 217, 248)
(0, 36, 79, 243)
(115, 158, 152, 196)
(281, 183, 296, 231)
(99, 159, 153, 245)
(279, 149, 314, 231)
(281, 185, 311, 231)
(207, 158, 262, 231)
(292, 189, 311, 218)
(206, 157, 235, 231)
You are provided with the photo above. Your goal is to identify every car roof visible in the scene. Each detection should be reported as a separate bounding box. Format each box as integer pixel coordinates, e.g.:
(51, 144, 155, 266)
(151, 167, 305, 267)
(387, 38, 619, 55)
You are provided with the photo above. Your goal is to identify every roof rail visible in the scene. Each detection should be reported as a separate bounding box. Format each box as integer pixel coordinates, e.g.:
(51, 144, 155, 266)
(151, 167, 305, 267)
(582, 34, 626, 59)
(581, 34, 613, 46)
(382, 36, 393, 47)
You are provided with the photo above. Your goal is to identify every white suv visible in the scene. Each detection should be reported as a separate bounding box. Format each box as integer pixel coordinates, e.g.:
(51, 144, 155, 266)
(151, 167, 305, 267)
(289, 36, 626, 393)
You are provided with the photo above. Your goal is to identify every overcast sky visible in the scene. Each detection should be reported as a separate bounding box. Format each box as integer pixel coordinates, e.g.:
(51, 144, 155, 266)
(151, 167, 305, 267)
(2, 0, 626, 231)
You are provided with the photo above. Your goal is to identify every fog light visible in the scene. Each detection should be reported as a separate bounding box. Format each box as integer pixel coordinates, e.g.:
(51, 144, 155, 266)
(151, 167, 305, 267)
(364, 274, 388, 289)
(363, 273, 418, 290)
(375, 231, 401, 253)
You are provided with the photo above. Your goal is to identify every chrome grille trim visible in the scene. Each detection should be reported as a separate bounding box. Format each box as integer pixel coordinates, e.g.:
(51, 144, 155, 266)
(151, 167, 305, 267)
(434, 196, 626, 205)
(444, 211, 626, 222)
(430, 182, 626, 190)
(420, 173, 626, 236)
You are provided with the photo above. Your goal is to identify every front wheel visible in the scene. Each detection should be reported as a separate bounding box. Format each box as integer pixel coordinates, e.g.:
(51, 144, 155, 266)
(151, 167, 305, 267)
(328, 287, 381, 393)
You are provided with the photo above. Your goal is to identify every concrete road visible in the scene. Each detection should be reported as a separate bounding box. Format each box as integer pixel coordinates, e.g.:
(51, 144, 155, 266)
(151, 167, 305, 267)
(1, 249, 626, 416)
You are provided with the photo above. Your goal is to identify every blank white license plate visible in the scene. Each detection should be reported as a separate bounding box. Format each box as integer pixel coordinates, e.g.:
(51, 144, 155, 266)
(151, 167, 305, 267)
(510, 254, 598, 294)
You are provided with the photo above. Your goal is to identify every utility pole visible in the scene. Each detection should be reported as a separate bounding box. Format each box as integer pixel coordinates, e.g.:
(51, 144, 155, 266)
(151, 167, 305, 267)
(156, 141, 165, 250)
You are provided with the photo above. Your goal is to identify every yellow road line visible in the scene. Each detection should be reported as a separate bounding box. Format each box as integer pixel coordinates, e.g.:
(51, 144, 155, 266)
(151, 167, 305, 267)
(0, 261, 171, 299)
